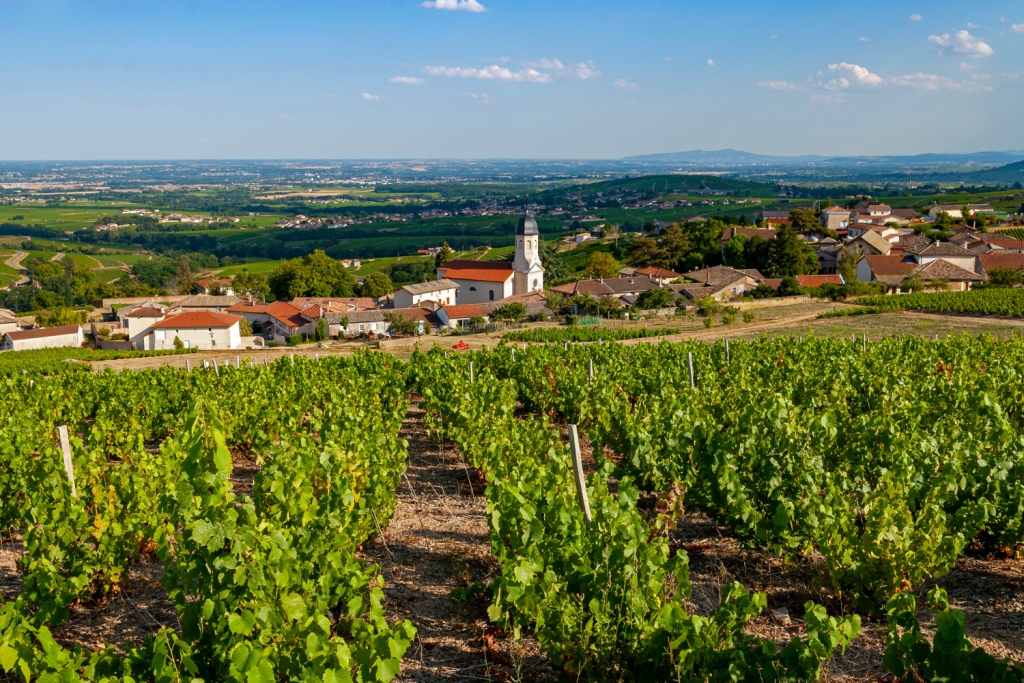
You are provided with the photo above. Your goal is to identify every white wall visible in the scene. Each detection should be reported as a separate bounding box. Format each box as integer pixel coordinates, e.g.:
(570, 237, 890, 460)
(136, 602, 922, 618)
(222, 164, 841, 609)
(450, 277, 513, 305)
(146, 322, 240, 350)
(917, 256, 976, 272)
(394, 287, 456, 309)
(124, 315, 164, 347)
(856, 257, 874, 283)
(4, 328, 83, 352)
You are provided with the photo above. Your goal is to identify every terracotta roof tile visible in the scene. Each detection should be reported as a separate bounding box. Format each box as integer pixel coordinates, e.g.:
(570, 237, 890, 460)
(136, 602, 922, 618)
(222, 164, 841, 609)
(149, 312, 241, 329)
(5, 324, 81, 341)
(796, 274, 845, 287)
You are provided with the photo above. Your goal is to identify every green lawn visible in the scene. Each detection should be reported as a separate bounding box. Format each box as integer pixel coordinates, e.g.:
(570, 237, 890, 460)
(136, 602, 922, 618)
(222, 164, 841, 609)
(215, 260, 282, 276)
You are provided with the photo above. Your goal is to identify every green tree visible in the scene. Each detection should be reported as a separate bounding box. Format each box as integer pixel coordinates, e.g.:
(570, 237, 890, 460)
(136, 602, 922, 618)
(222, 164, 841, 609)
(384, 311, 417, 336)
(491, 302, 528, 321)
(338, 315, 350, 338)
(361, 271, 394, 298)
(988, 266, 1024, 287)
(723, 235, 748, 269)
(268, 250, 356, 300)
(765, 224, 815, 277)
(176, 256, 195, 295)
(238, 318, 253, 337)
(777, 276, 803, 297)
(312, 318, 328, 342)
(435, 242, 454, 269)
(789, 207, 820, 233)
(539, 239, 568, 283)
(837, 247, 860, 283)
(585, 251, 620, 279)
(173, 336, 184, 350)
(627, 237, 667, 269)
(659, 224, 693, 270)
(233, 271, 271, 300)
(634, 287, 675, 310)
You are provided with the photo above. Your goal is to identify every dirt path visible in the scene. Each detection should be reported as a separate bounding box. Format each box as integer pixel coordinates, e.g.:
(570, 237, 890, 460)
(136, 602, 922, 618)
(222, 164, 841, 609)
(360, 397, 554, 682)
(4, 251, 29, 286)
(50, 252, 64, 262)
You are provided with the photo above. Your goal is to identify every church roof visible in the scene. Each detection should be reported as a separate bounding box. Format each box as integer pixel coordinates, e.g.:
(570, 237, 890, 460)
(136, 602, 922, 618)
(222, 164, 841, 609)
(437, 260, 515, 283)
(516, 211, 539, 236)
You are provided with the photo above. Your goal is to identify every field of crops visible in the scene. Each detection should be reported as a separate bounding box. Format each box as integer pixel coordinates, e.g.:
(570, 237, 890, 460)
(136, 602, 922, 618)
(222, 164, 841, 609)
(411, 337, 1024, 681)
(2, 337, 1023, 682)
(859, 289, 1024, 316)
(505, 324, 681, 342)
(0, 353, 415, 681)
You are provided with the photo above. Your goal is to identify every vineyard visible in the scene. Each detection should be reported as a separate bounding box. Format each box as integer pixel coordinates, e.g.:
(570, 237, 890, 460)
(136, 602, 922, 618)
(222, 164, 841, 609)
(2, 337, 1024, 681)
(504, 325, 681, 343)
(857, 289, 1024, 317)
(0, 348, 197, 378)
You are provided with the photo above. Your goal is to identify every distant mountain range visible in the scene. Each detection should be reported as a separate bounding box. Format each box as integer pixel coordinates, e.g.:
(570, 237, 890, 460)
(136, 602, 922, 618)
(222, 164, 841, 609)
(621, 149, 1024, 168)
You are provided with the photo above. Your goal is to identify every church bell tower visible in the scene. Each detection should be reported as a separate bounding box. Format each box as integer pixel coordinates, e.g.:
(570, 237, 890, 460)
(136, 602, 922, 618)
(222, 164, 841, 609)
(511, 205, 544, 295)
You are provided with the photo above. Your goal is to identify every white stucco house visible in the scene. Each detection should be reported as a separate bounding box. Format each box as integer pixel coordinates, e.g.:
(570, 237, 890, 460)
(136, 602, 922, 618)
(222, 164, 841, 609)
(141, 311, 242, 350)
(2, 324, 84, 351)
(393, 279, 457, 309)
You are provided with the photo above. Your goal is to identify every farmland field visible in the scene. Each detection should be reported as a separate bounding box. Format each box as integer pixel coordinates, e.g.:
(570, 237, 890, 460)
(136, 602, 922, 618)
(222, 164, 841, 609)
(858, 288, 1024, 316)
(2, 338, 1022, 681)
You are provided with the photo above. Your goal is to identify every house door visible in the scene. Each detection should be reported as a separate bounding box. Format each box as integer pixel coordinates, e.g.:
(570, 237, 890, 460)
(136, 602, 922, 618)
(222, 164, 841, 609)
(183, 340, 190, 348)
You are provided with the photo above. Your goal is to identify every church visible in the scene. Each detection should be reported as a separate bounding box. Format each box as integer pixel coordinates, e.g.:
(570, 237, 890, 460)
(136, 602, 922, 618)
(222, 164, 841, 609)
(436, 209, 545, 305)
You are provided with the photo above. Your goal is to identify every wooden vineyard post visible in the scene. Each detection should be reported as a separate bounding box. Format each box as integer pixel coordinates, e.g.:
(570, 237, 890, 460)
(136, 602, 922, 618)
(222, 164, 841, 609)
(567, 425, 592, 523)
(852, 334, 855, 347)
(469, 362, 474, 383)
(236, 355, 240, 368)
(185, 359, 191, 373)
(203, 360, 209, 370)
(264, 357, 269, 367)
(290, 354, 295, 365)
(511, 347, 515, 362)
(212, 359, 219, 376)
(316, 353, 320, 362)
(862, 334, 866, 352)
(588, 358, 593, 386)
(687, 352, 694, 389)
(57, 425, 77, 498)
(564, 340, 568, 352)
(725, 339, 730, 363)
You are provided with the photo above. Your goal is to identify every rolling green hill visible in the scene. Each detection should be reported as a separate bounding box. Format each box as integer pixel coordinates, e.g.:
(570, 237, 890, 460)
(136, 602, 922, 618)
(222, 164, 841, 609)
(953, 160, 1024, 185)
(542, 174, 776, 200)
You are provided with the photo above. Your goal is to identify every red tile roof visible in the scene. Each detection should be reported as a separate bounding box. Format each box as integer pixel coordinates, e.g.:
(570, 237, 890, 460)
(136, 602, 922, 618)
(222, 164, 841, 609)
(440, 304, 491, 319)
(795, 274, 844, 287)
(123, 307, 166, 318)
(149, 312, 241, 329)
(635, 267, 683, 279)
(978, 254, 1024, 273)
(437, 260, 515, 283)
(5, 324, 81, 341)
(864, 255, 918, 276)
(226, 301, 278, 314)
(195, 278, 232, 288)
(265, 302, 307, 329)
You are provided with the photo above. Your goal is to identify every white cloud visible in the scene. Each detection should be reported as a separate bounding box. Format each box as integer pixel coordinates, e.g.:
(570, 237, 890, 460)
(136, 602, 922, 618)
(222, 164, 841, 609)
(389, 76, 424, 84)
(822, 62, 883, 88)
(890, 72, 992, 90)
(770, 34, 779, 39)
(424, 64, 552, 83)
(1011, 23, 1024, 33)
(465, 92, 491, 103)
(810, 94, 847, 104)
(929, 30, 993, 57)
(707, 59, 715, 66)
(757, 80, 804, 90)
(967, 23, 979, 28)
(359, 93, 380, 101)
(524, 58, 600, 80)
(614, 78, 639, 90)
(910, 14, 923, 21)
(971, 73, 993, 81)
(859, 36, 870, 42)
(421, 0, 486, 12)
(959, 62, 978, 70)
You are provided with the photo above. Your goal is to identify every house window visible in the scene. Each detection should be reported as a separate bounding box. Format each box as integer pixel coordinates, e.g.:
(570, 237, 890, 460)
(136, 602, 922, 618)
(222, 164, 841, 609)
(183, 340, 190, 348)
(359, 324, 365, 333)
(532, 279, 538, 290)
(489, 290, 494, 300)
(156, 330, 166, 340)
(469, 287, 476, 291)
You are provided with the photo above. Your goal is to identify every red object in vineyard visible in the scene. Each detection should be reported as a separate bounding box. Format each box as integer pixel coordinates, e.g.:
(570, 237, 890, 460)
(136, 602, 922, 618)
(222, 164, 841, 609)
(453, 341, 470, 350)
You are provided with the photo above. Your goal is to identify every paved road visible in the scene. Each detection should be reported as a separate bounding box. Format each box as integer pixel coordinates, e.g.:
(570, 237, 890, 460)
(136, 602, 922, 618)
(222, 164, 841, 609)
(4, 251, 30, 286)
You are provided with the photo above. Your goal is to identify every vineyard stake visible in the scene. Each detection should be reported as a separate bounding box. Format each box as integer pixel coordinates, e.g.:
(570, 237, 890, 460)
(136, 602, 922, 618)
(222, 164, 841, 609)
(852, 334, 855, 347)
(725, 339, 730, 363)
(588, 359, 593, 386)
(316, 353, 319, 361)
(212, 359, 219, 376)
(235, 355, 239, 368)
(564, 340, 568, 352)
(567, 425, 592, 523)
(57, 425, 77, 498)
(186, 359, 190, 373)
(687, 352, 694, 389)
(203, 360, 209, 370)
(469, 362, 473, 383)
(862, 333, 866, 352)
(290, 354, 294, 365)
(264, 357, 268, 367)
(511, 347, 515, 362)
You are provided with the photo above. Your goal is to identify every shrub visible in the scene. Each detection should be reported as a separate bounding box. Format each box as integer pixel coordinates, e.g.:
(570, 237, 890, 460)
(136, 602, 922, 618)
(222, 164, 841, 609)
(173, 336, 184, 350)
(287, 334, 303, 346)
(110, 333, 128, 341)
(469, 315, 486, 325)
(722, 313, 737, 325)
(742, 310, 755, 323)
(268, 341, 279, 348)
(703, 316, 714, 329)
(239, 318, 253, 337)
(97, 326, 111, 338)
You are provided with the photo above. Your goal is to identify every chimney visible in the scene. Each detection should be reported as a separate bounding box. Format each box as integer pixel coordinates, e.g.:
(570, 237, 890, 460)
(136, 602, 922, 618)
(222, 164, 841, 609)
(705, 268, 711, 285)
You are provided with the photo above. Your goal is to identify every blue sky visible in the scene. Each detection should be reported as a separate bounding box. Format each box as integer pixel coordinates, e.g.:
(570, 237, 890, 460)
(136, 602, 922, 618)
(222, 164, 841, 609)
(2, 0, 1023, 159)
